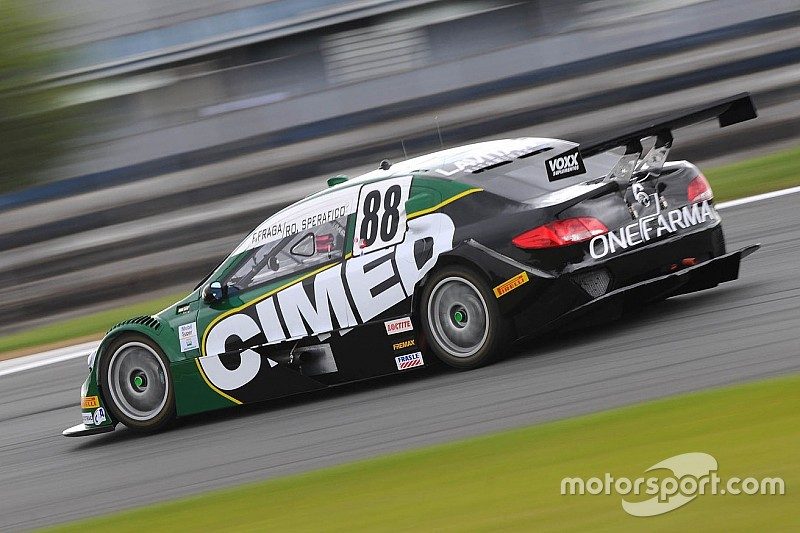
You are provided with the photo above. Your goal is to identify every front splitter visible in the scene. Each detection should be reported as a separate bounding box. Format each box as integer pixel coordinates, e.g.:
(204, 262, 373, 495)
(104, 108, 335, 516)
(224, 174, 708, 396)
(62, 423, 116, 437)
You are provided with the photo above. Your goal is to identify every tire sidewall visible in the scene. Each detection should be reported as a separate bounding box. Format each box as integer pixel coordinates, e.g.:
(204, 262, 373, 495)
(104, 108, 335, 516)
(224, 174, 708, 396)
(420, 265, 510, 369)
(98, 333, 176, 431)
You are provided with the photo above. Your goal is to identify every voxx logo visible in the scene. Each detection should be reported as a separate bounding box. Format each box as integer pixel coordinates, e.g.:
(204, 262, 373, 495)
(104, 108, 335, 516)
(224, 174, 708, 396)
(546, 147, 586, 182)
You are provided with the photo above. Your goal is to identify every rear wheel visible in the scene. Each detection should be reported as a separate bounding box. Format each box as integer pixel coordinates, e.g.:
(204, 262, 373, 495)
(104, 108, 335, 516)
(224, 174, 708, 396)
(420, 265, 511, 369)
(99, 334, 175, 431)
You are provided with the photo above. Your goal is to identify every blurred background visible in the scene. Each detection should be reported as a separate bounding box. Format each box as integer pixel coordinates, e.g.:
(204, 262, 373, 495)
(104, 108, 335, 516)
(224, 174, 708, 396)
(1, 0, 798, 335)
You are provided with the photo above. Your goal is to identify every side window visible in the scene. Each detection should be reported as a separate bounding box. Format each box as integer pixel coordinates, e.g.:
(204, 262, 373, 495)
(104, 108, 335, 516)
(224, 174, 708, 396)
(227, 215, 348, 291)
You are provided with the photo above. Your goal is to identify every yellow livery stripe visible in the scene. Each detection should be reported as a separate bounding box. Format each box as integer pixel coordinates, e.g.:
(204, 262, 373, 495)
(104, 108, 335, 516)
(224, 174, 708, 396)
(194, 358, 243, 405)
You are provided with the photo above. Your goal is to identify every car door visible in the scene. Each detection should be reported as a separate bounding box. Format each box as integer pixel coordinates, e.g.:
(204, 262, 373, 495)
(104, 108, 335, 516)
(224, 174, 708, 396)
(192, 190, 359, 400)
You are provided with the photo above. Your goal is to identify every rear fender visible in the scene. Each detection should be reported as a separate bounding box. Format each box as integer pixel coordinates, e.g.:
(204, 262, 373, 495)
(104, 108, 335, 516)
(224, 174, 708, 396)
(415, 240, 559, 317)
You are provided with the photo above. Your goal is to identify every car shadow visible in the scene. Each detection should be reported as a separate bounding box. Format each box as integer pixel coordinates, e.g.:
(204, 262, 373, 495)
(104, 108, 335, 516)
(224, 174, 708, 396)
(509, 282, 755, 359)
(71, 363, 453, 450)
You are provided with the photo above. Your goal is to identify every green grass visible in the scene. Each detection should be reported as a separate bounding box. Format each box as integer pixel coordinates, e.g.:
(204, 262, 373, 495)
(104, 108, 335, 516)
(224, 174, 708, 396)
(704, 145, 800, 201)
(0, 292, 184, 356)
(3, 144, 800, 358)
(49, 374, 799, 532)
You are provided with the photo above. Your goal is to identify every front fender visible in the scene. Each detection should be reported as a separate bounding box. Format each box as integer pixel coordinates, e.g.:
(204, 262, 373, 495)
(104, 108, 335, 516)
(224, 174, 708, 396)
(74, 359, 118, 433)
(79, 316, 182, 432)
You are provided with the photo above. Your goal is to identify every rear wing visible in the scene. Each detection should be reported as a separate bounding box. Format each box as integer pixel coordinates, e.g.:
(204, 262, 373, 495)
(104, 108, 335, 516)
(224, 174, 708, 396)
(580, 93, 757, 182)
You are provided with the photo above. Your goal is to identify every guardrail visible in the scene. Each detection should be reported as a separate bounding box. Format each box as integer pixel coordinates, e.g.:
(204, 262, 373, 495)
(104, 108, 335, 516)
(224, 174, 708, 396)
(3, 9, 798, 214)
(45, 0, 441, 85)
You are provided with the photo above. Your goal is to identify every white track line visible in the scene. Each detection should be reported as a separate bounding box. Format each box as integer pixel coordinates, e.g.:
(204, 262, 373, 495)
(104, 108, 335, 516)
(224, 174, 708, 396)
(1, 185, 799, 378)
(716, 185, 800, 209)
(0, 341, 99, 378)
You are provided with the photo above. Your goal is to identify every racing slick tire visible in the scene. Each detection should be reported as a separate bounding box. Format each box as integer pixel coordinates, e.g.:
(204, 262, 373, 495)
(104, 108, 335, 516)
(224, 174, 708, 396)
(98, 333, 175, 432)
(420, 265, 511, 369)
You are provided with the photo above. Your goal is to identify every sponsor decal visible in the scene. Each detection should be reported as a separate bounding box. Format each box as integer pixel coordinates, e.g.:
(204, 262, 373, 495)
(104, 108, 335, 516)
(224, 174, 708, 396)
(233, 186, 360, 254)
(353, 176, 411, 256)
(82, 412, 94, 425)
(545, 147, 586, 181)
(179, 322, 199, 352)
(385, 317, 413, 335)
(251, 205, 349, 247)
(392, 339, 416, 351)
(177, 303, 191, 314)
(561, 452, 785, 517)
(493, 272, 529, 298)
(81, 396, 100, 409)
(93, 407, 107, 425)
(433, 139, 545, 177)
(395, 351, 424, 370)
(200, 213, 455, 394)
(589, 200, 716, 259)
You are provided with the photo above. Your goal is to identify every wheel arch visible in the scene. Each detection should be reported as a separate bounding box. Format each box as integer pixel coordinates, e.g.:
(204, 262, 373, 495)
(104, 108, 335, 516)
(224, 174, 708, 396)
(92, 318, 177, 394)
(94, 324, 177, 430)
(411, 250, 493, 317)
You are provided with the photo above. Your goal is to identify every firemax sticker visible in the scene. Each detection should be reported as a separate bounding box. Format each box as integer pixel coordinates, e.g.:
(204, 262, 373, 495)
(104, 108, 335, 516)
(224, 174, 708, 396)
(493, 272, 529, 298)
(392, 339, 416, 351)
(395, 351, 424, 370)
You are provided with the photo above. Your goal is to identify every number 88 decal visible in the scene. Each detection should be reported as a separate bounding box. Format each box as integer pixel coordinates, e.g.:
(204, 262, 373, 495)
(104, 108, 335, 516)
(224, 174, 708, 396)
(354, 176, 412, 255)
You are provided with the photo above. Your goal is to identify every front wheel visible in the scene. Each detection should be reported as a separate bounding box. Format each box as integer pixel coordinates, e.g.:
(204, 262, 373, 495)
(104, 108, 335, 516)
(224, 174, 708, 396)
(420, 266, 512, 369)
(98, 334, 175, 431)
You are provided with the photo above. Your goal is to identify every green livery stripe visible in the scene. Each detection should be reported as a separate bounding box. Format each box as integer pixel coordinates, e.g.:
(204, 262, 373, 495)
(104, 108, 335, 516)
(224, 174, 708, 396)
(408, 188, 482, 219)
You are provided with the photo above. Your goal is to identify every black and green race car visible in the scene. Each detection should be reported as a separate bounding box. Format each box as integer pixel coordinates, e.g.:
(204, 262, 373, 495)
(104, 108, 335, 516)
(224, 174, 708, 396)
(64, 94, 759, 436)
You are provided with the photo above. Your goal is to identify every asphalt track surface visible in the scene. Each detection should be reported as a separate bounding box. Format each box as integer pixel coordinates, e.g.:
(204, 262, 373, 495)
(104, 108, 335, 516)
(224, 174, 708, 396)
(2, 193, 799, 530)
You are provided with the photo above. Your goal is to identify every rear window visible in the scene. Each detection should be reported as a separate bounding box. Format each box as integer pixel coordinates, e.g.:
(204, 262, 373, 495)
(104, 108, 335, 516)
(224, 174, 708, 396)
(456, 150, 621, 201)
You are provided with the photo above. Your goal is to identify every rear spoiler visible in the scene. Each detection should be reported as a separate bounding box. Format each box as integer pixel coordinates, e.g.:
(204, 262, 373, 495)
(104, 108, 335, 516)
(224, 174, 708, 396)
(579, 93, 757, 182)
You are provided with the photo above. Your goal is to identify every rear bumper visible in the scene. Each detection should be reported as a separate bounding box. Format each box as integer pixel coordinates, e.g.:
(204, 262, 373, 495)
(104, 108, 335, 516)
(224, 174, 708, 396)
(520, 244, 759, 338)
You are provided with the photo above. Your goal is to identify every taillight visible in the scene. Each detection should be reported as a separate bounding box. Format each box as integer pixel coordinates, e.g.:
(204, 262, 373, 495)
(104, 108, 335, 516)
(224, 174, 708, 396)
(512, 217, 608, 249)
(688, 174, 713, 203)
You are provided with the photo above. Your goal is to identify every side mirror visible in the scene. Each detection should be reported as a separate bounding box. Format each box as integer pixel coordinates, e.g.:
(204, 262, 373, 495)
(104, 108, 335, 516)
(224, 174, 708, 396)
(202, 281, 227, 303)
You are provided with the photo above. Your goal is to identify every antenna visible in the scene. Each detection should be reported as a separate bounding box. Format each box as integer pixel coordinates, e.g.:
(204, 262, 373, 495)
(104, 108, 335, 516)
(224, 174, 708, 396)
(401, 139, 408, 160)
(435, 116, 444, 149)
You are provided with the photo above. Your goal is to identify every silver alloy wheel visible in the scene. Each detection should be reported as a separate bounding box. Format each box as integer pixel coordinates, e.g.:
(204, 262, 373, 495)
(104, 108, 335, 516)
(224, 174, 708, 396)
(427, 276, 490, 358)
(107, 342, 169, 422)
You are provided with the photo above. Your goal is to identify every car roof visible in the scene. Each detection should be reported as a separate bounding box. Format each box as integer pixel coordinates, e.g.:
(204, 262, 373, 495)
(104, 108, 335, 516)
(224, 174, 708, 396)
(303, 137, 577, 200)
(229, 138, 583, 257)
(377, 137, 576, 178)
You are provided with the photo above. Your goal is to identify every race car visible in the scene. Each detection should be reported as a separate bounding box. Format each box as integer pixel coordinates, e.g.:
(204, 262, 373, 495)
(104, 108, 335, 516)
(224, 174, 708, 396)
(64, 93, 759, 436)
